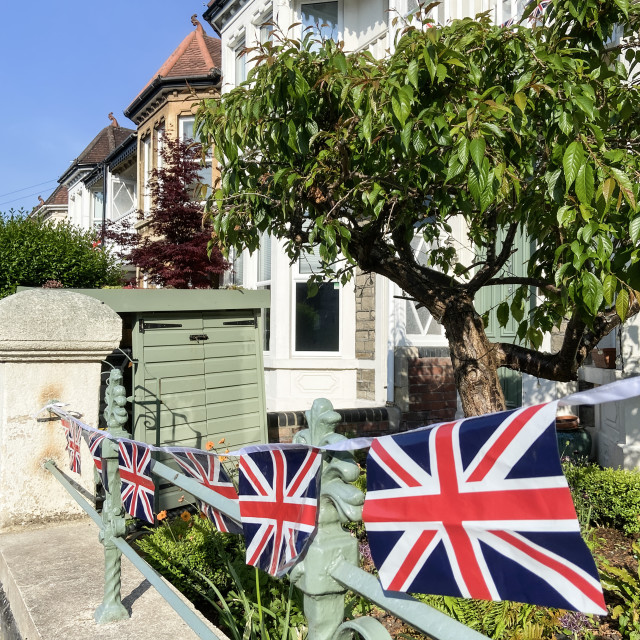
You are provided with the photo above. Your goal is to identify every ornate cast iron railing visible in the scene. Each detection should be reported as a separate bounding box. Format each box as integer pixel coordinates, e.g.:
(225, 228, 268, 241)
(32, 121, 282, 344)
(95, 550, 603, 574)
(44, 368, 488, 640)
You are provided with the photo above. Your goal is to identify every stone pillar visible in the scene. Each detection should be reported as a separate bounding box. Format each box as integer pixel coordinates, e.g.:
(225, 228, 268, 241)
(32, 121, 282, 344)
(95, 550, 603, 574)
(354, 270, 376, 401)
(0, 289, 121, 531)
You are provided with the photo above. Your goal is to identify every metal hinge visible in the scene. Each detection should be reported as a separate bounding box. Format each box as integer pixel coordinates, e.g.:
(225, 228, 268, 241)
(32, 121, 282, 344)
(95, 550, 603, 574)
(222, 318, 257, 328)
(139, 321, 183, 334)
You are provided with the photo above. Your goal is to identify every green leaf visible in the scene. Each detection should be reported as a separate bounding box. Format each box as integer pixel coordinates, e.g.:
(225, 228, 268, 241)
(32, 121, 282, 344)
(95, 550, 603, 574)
(514, 92, 527, 112)
(558, 111, 573, 136)
(413, 129, 428, 154)
(407, 59, 419, 89)
(574, 95, 594, 119)
(611, 168, 637, 208)
(616, 287, 630, 322)
(563, 142, 584, 191)
(457, 136, 469, 168)
(363, 111, 372, 145)
(333, 52, 347, 74)
(631, 216, 640, 244)
(581, 271, 604, 315)
(470, 137, 486, 170)
(497, 301, 510, 327)
(603, 274, 617, 306)
(401, 122, 413, 151)
(575, 163, 594, 205)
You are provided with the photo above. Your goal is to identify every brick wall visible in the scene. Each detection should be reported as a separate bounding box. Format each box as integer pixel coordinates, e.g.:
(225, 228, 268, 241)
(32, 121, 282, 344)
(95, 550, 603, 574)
(397, 348, 458, 431)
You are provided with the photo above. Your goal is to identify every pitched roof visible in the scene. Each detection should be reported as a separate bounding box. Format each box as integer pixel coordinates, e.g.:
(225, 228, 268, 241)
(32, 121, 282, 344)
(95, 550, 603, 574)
(74, 125, 135, 166)
(43, 184, 68, 206)
(137, 17, 220, 96)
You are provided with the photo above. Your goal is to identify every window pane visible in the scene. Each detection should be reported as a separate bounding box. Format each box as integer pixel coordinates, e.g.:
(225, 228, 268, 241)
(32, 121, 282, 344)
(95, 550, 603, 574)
(260, 14, 274, 43)
(301, 2, 338, 41)
(180, 116, 195, 141)
(299, 245, 322, 274)
(259, 284, 271, 351)
(295, 281, 339, 351)
(235, 40, 247, 84)
(258, 232, 271, 281)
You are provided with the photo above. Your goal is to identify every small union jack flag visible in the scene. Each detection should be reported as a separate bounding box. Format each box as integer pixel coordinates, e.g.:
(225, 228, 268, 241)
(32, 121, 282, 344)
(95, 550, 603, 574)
(66, 420, 82, 474)
(83, 430, 108, 488)
(170, 450, 242, 533)
(118, 441, 155, 524)
(363, 403, 606, 614)
(239, 447, 321, 576)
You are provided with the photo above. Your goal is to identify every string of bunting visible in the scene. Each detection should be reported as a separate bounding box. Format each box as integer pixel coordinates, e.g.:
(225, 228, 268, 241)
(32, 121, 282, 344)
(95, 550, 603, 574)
(39, 376, 640, 613)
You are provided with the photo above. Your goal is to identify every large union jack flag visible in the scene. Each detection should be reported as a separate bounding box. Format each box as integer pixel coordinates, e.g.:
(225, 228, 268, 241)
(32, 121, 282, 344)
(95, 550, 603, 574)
(65, 420, 82, 474)
(170, 450, 242, 534)
(118, 441, 155, 524)
(239, 447, 321, 576)
(363, 403, 606, 614)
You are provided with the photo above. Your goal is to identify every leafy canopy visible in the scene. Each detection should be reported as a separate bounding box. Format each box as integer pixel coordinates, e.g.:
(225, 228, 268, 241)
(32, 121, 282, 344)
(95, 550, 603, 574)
(0, 212, 123, 299)
(197, 0, 640, 383)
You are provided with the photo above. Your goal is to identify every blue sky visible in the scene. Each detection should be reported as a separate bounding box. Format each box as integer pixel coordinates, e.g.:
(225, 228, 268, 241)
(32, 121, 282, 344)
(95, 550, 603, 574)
(0, 0, 217, 213)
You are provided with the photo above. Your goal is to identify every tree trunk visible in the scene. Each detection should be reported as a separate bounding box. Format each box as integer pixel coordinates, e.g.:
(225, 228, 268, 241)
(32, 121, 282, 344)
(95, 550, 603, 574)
(441, 296, 506, 417)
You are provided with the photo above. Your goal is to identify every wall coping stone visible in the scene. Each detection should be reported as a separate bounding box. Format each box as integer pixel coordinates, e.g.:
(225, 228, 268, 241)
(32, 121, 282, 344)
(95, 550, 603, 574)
(0, 290, 121, 362)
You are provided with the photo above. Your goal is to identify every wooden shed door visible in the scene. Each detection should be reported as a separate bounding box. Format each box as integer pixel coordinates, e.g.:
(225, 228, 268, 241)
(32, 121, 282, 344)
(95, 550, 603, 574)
(132, 310, 267, 510)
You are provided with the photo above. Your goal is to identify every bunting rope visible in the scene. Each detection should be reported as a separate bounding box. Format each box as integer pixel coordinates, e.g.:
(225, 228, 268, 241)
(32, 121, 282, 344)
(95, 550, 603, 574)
(36, 375, 640, 458)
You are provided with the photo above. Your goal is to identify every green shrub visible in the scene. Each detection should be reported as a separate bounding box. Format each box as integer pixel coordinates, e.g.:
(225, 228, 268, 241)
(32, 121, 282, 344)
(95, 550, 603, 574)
(136, 514, 306, 639)
(0, 213, 123, 298)
(563, 463, 640, 535)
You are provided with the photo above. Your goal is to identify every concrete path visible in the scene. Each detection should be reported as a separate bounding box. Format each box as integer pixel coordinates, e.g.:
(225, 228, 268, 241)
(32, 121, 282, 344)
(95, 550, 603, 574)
(0, 518, 227, 640)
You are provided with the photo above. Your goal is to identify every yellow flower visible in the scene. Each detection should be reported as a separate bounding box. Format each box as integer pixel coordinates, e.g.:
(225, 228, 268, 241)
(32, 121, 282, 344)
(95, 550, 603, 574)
(180, 511, 192, 522)
(219, 455, 228, 462)
(157, 510, 168, 521)
(199, 512, 207, 520)
(205, 441, 215, 451)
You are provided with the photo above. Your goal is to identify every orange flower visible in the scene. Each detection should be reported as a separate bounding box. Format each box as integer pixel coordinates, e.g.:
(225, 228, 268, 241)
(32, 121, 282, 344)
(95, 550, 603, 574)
(205, 441, 215, 451)
(180, 511, 192, 522)
(219, 456, 228, 462)
(218, 438, 226, 445)
(199, 512, 207, 519)
(157, 510, 168, 521)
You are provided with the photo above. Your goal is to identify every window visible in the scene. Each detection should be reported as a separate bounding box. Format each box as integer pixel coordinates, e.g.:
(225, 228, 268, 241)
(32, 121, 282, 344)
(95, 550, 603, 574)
(235, 39, 247, 84)
(156, 123, 165, 170)
(257, 232, 272, 351)
(141, 135, 151, 214)
(112, 178, 136, 221)
(91, 190, 104, 229)
(294, 246, 340, 352)
(223, 247, 245, 287)
(260, 14, 274, 44)
(300, 1, 338, 45)
(179, 115, 212, 195)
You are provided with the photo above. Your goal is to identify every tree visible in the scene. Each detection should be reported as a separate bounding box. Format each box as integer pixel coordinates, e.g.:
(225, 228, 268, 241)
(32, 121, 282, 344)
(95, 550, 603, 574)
(0, 213, 123, 299)
(197, 0, 640, 416)
(111, 136, 227, 288)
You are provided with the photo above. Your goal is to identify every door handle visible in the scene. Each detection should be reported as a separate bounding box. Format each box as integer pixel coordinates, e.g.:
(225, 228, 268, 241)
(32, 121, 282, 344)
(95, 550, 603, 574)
(189, 334, 209, 341)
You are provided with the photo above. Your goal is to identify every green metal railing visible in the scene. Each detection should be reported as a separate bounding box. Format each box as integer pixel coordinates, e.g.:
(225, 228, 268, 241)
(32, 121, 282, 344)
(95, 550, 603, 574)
(45, 368, 489, 640)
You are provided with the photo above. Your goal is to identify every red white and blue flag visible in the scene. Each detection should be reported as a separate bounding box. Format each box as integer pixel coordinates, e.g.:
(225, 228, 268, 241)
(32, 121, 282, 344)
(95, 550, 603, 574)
(238, 447, 321, 576)
(66, 420, 83, 474)
(118, 441, 155, 524)
(83, 430, 107, 486)
(363, 403, 606, 614)
(170, 450, 242, 533)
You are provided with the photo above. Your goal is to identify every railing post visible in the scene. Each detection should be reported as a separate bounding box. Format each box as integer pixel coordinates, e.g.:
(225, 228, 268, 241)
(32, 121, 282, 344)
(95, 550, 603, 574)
(291, 399, 390, 640)
(94, 368, 130, 623)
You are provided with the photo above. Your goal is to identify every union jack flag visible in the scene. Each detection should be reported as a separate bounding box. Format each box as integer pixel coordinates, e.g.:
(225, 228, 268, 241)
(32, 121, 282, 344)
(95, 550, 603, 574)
(66, 420, 82, 474)
(239, 447, 321, 576)
(170, 450, 242, 533)
(83, 430, 108, 488)
(363, 403, 606, 614)
(118, 441, 155, 524)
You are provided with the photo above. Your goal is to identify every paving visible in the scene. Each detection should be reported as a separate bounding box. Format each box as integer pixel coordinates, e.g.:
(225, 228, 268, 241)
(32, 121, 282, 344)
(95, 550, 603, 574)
(0, 518, 227, 640)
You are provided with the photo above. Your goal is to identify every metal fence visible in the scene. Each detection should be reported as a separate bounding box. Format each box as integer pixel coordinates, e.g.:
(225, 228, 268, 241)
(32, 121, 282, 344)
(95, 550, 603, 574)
(45, 368, 488, 640)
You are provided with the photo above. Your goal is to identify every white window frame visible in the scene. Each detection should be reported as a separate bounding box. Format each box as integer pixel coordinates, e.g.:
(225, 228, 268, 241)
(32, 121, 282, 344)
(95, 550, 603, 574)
(256, 231, 272, 353)
(111, 176, 137, 222)
(234, 38, 247, 85)
(141, 135, 151, 215)
(291, 249, 342, 356)
(296, 0, 342, 45)
(90, 188, 104, 229)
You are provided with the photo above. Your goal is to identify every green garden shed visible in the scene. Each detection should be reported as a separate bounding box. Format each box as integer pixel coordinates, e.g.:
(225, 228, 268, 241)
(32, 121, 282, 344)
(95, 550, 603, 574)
(53, 288, 270, 510)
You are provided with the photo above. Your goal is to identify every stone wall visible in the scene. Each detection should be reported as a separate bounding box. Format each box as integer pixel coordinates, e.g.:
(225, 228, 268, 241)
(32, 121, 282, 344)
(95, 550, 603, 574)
(354, 270, 376, 400)
(0, 289, 121, 531)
